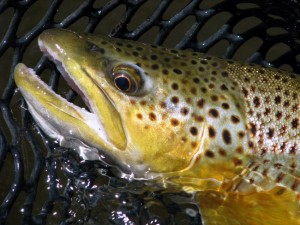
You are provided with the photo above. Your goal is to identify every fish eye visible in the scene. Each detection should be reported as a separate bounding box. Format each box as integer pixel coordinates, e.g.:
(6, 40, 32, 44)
(113, 71, 138, 93)
(111, 64, 144, 95)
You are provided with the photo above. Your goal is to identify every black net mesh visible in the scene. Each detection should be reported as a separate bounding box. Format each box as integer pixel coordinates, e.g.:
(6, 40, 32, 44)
(0, 0, 300, 224)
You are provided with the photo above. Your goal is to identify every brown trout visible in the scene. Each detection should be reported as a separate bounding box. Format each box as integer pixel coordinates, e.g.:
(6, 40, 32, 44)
(14, 29, 300, 225)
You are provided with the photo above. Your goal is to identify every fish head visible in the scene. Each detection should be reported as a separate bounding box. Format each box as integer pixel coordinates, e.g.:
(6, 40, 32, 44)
(15, 29, 207, 178)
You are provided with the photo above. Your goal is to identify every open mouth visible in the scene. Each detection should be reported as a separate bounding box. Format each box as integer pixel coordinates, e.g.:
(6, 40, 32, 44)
(14, 61, 111, 156)
(14, 30, 127, 163)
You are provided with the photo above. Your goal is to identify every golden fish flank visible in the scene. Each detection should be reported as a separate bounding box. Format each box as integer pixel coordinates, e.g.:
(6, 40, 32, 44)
(14, 29, 300, 225)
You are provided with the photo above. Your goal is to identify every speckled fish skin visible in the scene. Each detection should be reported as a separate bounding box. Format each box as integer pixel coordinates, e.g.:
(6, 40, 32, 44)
(14, 29, 300, 225)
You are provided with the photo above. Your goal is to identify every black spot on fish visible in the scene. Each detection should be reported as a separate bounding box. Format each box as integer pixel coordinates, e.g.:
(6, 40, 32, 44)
(222, 129, 232, 145)
(190, 127, 198, 136)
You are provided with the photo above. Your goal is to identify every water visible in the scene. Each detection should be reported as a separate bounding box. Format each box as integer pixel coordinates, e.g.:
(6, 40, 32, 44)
(39, 147, 202, 225)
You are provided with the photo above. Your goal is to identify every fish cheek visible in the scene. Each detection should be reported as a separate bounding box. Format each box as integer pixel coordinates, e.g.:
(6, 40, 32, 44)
(124, 113, 196, 173)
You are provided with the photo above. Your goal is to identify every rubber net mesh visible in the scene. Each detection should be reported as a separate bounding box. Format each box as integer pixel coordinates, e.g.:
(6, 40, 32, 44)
(0, 0, 300, 224)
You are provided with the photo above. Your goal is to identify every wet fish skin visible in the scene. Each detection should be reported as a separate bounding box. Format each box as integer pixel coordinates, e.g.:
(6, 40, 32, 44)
(14, 29, 300, 225)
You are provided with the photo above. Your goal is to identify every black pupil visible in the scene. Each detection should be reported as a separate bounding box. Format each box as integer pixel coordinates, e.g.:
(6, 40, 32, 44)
(115, 76, 130, 91)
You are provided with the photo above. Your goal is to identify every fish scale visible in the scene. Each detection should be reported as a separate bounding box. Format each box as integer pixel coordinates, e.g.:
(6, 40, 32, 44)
(228, 63, 300, 192)
(14, 29, 300, 225)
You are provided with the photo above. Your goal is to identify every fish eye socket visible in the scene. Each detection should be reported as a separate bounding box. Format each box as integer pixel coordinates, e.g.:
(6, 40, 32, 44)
(113, 72, 137, 93)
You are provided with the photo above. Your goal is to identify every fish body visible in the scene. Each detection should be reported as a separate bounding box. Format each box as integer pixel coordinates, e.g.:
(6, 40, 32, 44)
(14, 29, 300, 224)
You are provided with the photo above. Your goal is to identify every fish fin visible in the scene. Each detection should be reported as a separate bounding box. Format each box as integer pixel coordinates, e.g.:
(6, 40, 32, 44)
(196, 187, 300, 225)
(227, 158, 300, 193)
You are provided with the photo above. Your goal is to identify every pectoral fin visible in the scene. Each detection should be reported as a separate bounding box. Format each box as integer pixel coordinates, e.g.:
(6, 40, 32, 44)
(196, 187, 300, 225)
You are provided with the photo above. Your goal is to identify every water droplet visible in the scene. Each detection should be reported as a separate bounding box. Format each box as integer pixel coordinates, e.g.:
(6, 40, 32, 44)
(186, 208, 197, 217)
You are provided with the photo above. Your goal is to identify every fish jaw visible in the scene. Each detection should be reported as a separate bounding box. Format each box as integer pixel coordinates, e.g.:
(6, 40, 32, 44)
(14, 63, 112, 160)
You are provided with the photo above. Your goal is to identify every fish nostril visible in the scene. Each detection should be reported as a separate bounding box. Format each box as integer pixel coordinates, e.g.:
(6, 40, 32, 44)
(88, 42, 106, 54)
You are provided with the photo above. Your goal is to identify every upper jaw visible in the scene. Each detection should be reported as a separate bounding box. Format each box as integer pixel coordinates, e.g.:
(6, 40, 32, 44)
(14, 29, 126, 159)
(38, 36, 93, 110)
(37, 29, 127, 151)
